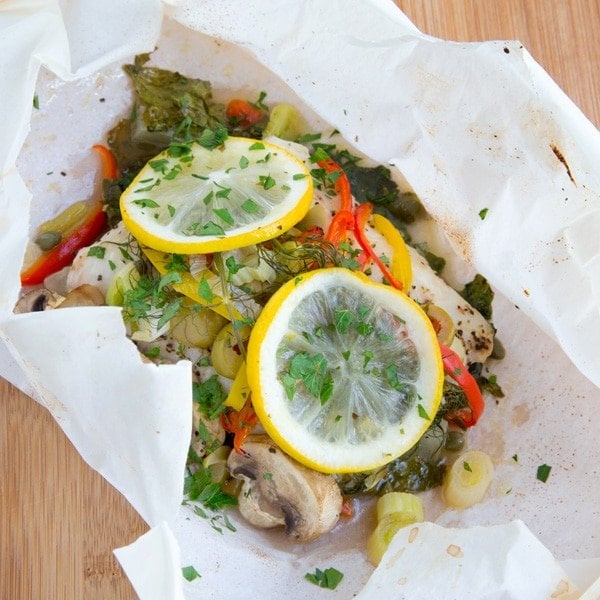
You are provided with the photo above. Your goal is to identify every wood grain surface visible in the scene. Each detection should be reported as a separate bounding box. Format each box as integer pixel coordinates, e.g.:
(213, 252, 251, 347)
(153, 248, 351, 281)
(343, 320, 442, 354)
(2, 2, 599, 599)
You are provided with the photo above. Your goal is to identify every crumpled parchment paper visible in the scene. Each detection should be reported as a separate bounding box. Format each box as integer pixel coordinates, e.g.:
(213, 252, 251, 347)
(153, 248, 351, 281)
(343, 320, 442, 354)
(1, 0, 599, 598)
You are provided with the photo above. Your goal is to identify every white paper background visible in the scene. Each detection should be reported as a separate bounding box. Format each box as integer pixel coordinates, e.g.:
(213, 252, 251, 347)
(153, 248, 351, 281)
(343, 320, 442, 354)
(1, 0, 599, 598)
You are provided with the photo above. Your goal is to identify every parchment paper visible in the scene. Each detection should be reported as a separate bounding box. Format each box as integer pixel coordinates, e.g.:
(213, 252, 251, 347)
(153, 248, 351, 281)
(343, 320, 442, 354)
(1, 1, 599, 598)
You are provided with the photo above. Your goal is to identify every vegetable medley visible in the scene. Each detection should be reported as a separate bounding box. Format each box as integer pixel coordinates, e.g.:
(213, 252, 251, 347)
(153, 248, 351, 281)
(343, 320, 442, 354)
(17, 54, 504, 564)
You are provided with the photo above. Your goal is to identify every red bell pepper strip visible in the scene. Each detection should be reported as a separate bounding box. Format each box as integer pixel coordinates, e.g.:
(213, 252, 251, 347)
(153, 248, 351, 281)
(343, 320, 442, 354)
(317, 157, 355, 244)
(317, 157, 352, 213)
(221, 397, 259, 454)
(353, 202, 404, 291)
(92, 144, 118, 179)
(438, 342, 485, 428)
(20, 201, 107, 286)
(225, 99, 263, 129)
(20, 145, 114, 286)
(324, 209, 355, 245)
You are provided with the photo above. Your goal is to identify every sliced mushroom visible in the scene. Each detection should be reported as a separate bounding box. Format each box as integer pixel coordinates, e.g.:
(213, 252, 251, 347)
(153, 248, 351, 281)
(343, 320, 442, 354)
(227, 435, 342, 542)
(56, 284, 105, 308)
(14, 288, 63, 313)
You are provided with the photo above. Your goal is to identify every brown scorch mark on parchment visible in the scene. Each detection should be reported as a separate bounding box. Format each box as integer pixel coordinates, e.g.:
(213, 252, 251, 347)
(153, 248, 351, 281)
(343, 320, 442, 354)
(550, 144, 576, 185)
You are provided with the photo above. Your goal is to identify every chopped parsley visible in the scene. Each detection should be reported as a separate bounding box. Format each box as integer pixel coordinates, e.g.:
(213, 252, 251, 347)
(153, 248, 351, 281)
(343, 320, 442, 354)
(298, 132, 323, 144)
(283, 351, 333, 404)
(181, 565, 201, 582)
(384, 364, 405, 393)
(259, 174, 276, 190)
(184, 465, 237, 510)
(417, 404, 431, 421)
(305, 567, 343, 590)
(198, 123, 229, 149)
(478, 207, 489, 220)
(241, 198, 259, 213)
(213, 207, 234, 225)
(193, 374, 227, 420)
(87, 246, 106, 259)
(133, 198, 159, 208)
(187, 221, 225, 237)
(536, 464, 552, 483)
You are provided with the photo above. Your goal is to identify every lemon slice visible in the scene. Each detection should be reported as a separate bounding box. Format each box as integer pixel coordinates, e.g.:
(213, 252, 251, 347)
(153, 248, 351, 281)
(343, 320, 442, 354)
(120, 137, 313, 254)
(246, 268, 443, 474)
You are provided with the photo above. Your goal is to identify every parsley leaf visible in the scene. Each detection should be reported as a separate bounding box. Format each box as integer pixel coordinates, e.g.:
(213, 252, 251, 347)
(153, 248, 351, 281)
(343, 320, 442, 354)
(258, 174, 276, 190)
(198, 123, 229, 149)
(213, 207, 234, 225)
(305, 567, 343, 590)
(193, 374, 227, 419)
(536, 464, 552, 483)
(87, 246, 106, 259)
(184, 465, 237, 510)
(287, 351, 334, 404)
(181, 565, 201, 582)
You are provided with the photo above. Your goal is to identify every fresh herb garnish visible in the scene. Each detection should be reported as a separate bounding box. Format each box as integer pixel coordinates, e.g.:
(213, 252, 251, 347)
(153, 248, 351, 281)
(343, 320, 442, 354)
(258, 174, 276, 190)
(181, 565, 201, 582)
(536, 464, 552, 483)
(284, 351, 334, 404)
(87, 246, 106, 259)
(241, 198, 259, 213)
(417, 404, 431, 420)
(184, 465, 237, 510)
(193, 374, 227, 419)
(198, 123, 229, 149)
(305, 567, 343, 590)
(133, 198, 160, 208)
(187, 221, 226, 237)
(213, 207, 234, 225)
(478, 208, 489, 220)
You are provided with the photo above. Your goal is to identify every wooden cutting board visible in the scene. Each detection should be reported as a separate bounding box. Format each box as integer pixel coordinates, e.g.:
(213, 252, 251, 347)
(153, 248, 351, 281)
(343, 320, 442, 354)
(2, 2, 599, 598)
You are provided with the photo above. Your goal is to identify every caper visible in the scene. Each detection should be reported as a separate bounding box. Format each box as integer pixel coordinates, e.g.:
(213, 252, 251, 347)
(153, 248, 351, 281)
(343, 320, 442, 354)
(35, 231, 62, 251)
(444, 430, 466, 453)
(491, 337, 506, 360)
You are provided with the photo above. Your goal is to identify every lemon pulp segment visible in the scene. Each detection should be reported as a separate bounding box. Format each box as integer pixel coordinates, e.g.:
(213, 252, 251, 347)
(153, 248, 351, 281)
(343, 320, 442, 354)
(247, 268, 443, 474)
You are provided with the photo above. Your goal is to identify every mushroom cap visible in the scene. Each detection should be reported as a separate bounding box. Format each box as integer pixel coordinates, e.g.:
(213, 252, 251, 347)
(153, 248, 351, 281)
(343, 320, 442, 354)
(57, 284, 105, 308)
(227, 435, 342, 542)
(13, 288, 56, 313)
